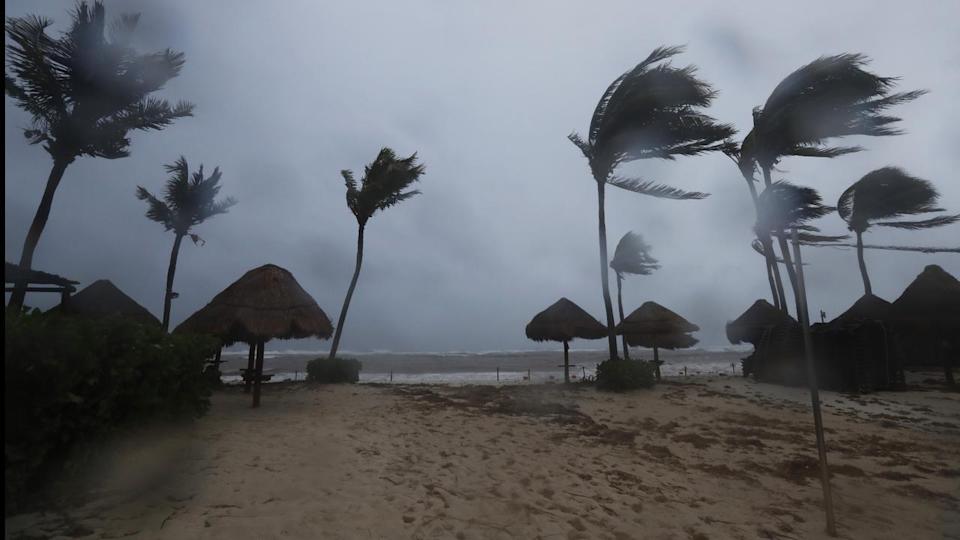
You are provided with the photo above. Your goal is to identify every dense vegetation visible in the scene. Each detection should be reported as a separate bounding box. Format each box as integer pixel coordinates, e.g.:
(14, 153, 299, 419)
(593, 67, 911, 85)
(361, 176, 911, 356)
(4, 310, 217, 511)
(595, 358, 657, 391)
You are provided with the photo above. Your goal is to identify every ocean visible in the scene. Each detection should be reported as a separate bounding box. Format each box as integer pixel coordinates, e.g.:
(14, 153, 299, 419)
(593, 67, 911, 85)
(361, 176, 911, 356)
(217, 347, 751, 385)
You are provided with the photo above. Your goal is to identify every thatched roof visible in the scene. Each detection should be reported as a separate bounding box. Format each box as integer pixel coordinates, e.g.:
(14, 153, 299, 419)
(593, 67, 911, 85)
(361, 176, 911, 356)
(827, 294, 892, 329)
(525, 297, 607, 342)
(614, 301, 699, 349)
(5, 262, 78, 289)
(726, 299, 797, 345)
(889, 264, 960, 328)
(174, 264, 333, 343)
(51, 280, 159, 325)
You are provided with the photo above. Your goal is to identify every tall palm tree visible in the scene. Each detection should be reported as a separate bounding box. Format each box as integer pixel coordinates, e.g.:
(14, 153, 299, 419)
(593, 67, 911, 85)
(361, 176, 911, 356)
(328, 148, 425, 360)
(838, 167, 960, 295)
(5, 2, 194, 309)
(569, 45, 734, 360)
(137, 157, 236, 331)
(746, 53, 925, 306)
(755, 181, 840, 316)
(610, 232, 660, 360)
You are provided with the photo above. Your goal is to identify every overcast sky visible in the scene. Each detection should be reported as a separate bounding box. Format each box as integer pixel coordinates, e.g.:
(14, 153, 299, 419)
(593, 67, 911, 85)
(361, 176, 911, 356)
(5, 0, 959, 353)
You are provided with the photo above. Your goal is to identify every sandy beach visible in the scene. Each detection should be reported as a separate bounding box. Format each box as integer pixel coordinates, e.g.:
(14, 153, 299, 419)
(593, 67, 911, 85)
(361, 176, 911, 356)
(6, 376, 959, 540)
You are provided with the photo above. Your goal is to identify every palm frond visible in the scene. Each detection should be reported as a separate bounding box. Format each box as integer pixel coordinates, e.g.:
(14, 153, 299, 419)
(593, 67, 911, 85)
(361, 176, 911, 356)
(839, 166, 955, 233)
(346, 148, 426, 224)
(608, 176, 708, 200)
(756, 181, 834, 233)
(139, 157, 234, 236)
(874, 214, 960, 230)
(135, 185, 174, 230)
(610, 231, 660, 276)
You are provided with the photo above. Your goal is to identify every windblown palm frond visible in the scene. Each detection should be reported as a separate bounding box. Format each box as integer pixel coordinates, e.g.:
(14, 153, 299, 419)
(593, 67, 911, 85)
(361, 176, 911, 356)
(608, 176, 708, 200)
(751, 54, 926, 171)
(136, 156, 236, 235)
(838, 167, 960, 233)
(4, 1, 194, 161)
(570, 45, 735, 185)
(755, 181, 835, 235)
(610, 232, 660, 277)
(341, 148, 425, 225)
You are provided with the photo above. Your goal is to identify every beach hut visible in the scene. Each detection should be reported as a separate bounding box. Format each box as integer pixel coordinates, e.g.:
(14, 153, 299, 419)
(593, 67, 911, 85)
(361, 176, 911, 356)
(812, 294, 900, 392)
(49, 279, 160, 326)
(615, 301, 698, 380)
(888, 264, 960, 386)
(726, 300, 800, 383)
(525, 298, 606, 383)
(175, 264, 334, 406)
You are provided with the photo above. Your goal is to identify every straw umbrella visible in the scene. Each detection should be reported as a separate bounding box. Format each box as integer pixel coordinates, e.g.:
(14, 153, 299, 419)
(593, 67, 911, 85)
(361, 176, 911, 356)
(726, 299, 797, 346)
(50, 279, 160, 326)
(889, 265, 960, 386)
(616, 301, 699, 380)
(176, 264, 333, 406)
(525, 298, 606, 383)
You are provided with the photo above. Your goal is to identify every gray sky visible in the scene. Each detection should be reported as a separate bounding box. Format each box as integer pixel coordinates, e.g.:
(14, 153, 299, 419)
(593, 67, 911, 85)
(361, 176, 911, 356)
(5, 0, 959, 352)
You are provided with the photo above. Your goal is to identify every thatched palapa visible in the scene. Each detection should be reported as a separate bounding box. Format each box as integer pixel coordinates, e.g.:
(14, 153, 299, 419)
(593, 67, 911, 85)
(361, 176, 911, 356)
(525, 298, 606, 383)
(615, 301, 699, 380)
(50, 279, 159, 326)
(176, 264, 333, 407)
(726, 299, 797, 345)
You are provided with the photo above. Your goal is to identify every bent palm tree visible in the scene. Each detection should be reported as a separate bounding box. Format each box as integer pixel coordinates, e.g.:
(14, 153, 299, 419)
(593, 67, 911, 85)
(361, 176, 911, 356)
(569, 45, 734, 360)
(137, 157, 236, 331)
(610, 232, 660, 360)
(328, 148, 425, 360)
(5, 2, 194, 309)
(755, 182, 841, 315)
(838, 167, 960, 294)
(746, 53, 925, 306)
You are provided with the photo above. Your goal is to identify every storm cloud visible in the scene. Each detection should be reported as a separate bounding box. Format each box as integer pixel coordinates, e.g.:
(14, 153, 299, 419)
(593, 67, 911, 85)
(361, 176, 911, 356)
(5, 0, 959, 352)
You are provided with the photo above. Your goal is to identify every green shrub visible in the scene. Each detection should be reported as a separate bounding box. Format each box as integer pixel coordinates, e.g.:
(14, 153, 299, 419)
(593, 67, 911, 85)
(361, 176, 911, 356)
(4, 310, 218, 512)
(306, 357, 361, 383)
(595, 358, 657, 391)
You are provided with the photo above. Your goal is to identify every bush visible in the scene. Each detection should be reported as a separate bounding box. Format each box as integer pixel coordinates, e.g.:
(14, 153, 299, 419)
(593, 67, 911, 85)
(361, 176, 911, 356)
(595, 358, 657, 391)
(4, 310, 218, 512)
(306, 357, 361, 383)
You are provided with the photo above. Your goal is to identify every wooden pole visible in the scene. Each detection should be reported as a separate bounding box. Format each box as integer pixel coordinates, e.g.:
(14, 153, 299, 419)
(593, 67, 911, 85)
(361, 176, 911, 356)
(653, 345, 661, 381)
(252, 341, 265, 408)
(563, 340, 570, 384)
(791, 228, 837, 536)
(244, 343, 256, 393)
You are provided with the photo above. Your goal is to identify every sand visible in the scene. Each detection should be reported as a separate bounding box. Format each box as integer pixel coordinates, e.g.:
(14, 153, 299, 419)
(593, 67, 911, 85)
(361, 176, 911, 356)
(6, 376, 960, 540)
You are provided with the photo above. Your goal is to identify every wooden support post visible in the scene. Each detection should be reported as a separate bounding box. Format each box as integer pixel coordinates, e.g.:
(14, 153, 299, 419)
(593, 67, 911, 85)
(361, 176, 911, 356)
(653, 345, 662, 381)
(563, 340, 570, 384)
(792, 228, 837, 537)
(496, 366, 500, 382)
(252, 341, 265, 408)
(244, 343, 256, 393)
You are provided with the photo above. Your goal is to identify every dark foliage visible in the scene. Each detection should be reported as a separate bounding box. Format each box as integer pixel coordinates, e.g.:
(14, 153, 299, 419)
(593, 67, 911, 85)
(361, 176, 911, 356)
(137, 157, 236, 240)
(306, 357, 361, 384)
(342, 148, 424, 226)
(838, 167, 960, 233)
(4, 310, 217, 511)
(595, 358, 657, 392)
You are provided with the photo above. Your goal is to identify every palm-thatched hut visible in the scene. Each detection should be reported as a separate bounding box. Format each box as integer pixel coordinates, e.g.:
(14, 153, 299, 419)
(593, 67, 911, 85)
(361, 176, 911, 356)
(5, 262, 78, 307)
(726, 299, 800, 383)
(616, 301, 698, 380)
(889, 264, 960, 386)
(811, 294, 900, 392)
(175, 264, 333, 406)
(525, 298, 606, 383)
(49, 279, 160, 326)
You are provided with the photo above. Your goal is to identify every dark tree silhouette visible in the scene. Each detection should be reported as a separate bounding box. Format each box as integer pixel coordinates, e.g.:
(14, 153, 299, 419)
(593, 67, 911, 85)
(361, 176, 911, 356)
(5, 2, 194, 309)
(328, 148, 425, 360)
(744, 53, 925, 310)
(137, 157, 236, 331)
(755, 182, 840, 316)
(569, 45, 734, 360)
(838, 167, 960, 294)
(610, 232, 660, 360)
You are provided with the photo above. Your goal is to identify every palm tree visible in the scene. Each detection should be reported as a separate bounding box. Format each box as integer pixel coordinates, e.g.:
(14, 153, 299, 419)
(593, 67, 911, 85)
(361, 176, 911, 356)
(755, 181, 840, 316)
(838, 167, 960, 295)
(610, 232, 660, 360)
(746, 53, 925, 306)
(569, 45, 734, 360)
(137, 157, 236, 331)
(328, 148, 425, 360)
(5, 2, 194, 309)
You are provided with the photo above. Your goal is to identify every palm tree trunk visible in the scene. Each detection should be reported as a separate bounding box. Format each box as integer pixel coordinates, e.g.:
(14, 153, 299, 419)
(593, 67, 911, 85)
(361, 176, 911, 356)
(856, 231, 872, 295)
(616, 274, 630, 360)
(760, 167, 790, 314)
(8, 158, 71, 310)
(766, 261, 781, 311)
(742, 173, 781, 309)
(776, 232, 804, 318)
(563, 340, 570, 384)
(161, 233, 185, 332)
(329, 224, 365, 360)
(595, 180, 619, 360)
